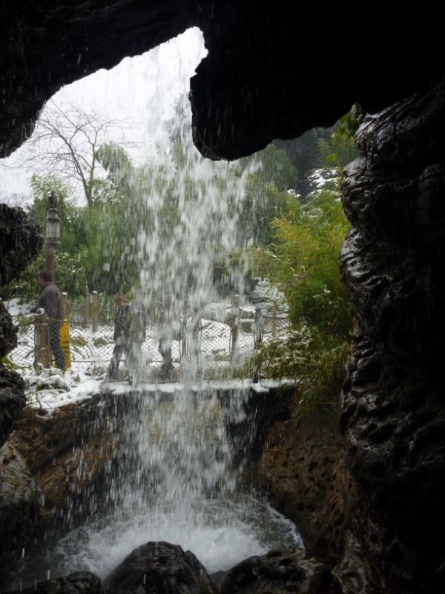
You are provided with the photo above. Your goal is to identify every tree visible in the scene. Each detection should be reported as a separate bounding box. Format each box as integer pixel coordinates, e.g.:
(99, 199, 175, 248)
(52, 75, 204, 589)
(15, 100, 131, 208)
(273, 128, 332, 177)
(232, 144, 300, 247)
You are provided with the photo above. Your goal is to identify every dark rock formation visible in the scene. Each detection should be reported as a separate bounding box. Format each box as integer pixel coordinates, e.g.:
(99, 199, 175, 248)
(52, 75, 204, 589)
(1, 3, 443, 162)
(0, 205, 43, 447)
(0, 204, 43, 287)
(7, 572, 104, 594)
(0, 364, 26, 448)
(218, 548, 341, 594)
(0, 442, 40, 588)
(7, 395, 122, 527)
(0, 300, 25, 448)
(0, 396, 121, 589)
(6, 543, 344, 594)
(254, 402, 353, 568)
(339, 79, 445, 593)
(103, 541, 219, 594)
(0, 300, 18, 359)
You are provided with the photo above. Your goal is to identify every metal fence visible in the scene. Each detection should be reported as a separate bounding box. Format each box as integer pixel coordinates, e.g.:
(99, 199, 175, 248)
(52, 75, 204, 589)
(6, 293, 290, 381)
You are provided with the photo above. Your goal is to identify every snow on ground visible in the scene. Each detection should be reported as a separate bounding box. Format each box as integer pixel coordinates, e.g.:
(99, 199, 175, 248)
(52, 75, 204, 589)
(3, 296, 290, 414)
(17, 362, 286, 416)
(22, 366, 104, 412)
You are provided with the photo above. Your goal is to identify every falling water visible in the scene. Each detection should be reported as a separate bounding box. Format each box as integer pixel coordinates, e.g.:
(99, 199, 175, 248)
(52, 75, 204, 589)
(10, 385, 302, 589)
(7, 29, 303, 590)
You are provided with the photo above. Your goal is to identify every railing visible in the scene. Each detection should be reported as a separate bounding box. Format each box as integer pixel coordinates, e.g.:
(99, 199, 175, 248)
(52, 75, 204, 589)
(4, 292, 290, 381)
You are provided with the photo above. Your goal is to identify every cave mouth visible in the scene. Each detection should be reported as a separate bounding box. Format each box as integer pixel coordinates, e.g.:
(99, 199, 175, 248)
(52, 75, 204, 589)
(0, 26, 208, 202)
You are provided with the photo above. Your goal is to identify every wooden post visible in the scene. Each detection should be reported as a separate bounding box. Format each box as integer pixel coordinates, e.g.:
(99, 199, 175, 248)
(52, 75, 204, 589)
(271, 300, 277, 337)
(61, 292, 68, 319)
(254, 306, 263, 347)
(92, 291, 99, 332)
(45, 246, 55, 280)
(34, 312, 51, 368)
(189, 307, 201, 372)
(60, 292, 71, 369)
(84, 285, 89, 328)
(230, 295, 239, 363)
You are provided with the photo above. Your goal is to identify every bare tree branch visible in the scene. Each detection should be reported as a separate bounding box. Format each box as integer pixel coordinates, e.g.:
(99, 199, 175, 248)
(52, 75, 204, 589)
(14, 99, 138, 208)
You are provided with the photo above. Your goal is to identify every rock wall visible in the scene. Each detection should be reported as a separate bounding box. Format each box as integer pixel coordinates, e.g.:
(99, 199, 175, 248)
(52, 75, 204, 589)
(0, 204, 43, 449)
(254, 399, 353, 567)
(339, 79, 445, 593)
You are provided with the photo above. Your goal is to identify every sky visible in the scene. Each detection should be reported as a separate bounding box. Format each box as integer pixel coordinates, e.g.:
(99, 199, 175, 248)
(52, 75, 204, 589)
(0, 27, 207, 204)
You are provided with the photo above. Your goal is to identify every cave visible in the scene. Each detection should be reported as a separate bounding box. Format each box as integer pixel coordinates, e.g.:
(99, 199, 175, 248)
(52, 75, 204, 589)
(1, 3, 445, 594)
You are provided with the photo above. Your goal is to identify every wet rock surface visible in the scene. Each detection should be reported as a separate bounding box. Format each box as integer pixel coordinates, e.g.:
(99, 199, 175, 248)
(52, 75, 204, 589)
(0, 386, 312, 592)
(0, 298, 27, 449)
(0, 442, 40, 588)
(1, 3, 443, 161)
(0, 204, 43, 449)
(0, 300, 18, 359)
(8, 572, 104, 594)
(0, 366, 26, 448)
(339, 79, 445, 592)
(0, 204, 44, 287)
(254, 401, 353, 568)
(103, 541, 219, 594)
(217, 548, 341, 594)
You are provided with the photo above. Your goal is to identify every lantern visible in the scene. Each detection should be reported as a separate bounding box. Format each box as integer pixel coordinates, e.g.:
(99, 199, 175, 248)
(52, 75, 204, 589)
(45, 193, 61, 249)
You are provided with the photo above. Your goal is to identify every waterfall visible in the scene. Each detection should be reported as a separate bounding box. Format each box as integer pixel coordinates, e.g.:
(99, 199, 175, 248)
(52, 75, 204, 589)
(11, 386, 302, 589)
(7, 30, 303, 591)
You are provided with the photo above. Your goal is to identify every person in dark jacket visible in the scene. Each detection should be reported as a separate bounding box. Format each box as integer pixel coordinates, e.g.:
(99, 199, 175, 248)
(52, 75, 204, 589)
(128, 290, 147, 384)
(157, 293, 181, 377)
(108, 293, 132, 380)
(36, 269, 65, 370)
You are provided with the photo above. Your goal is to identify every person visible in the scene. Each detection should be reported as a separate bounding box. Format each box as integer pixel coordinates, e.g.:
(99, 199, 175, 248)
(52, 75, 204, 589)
(157, 294, 181, 377)
(36, 269, 65, 370)
(108, 293, 132, 380)
(127, 290, 148, 384)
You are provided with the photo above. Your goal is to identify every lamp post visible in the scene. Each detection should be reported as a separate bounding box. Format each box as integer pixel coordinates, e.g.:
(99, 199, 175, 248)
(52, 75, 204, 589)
(45, 191, 61, 279)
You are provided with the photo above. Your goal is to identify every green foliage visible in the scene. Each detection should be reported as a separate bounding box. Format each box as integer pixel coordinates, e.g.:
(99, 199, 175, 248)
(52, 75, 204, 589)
(232, 144, 300, 247)
(82, 196, 140, 294)
(2, 248, 88, 303)
(273, 128, 332, 176)
(253, 324, 351, 416)
(317, 136, 358, 170)
(95, 142, 133, 202)
(274, 104, 364, 184)
(316, 104, 363, 169)
(250, 186, 353, 418)
(238, 144, 299, 192)
(332, 102, 365, 142)
(254, 191, 351, 335)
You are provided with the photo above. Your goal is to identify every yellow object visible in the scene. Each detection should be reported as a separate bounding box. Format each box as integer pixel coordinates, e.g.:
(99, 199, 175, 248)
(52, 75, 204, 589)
(60, 319, 72, 369)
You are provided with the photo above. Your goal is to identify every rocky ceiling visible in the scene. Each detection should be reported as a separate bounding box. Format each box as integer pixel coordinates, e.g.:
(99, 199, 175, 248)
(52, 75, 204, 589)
(1, 1, 443, 162)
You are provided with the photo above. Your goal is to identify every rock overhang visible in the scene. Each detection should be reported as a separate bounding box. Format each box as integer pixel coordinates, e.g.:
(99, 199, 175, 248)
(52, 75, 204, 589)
(1, 2, 444, 162)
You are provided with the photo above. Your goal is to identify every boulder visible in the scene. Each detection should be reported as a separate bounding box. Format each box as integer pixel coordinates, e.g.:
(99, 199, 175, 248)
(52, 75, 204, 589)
(103, 541, 219, 594)
(218, 548, 341, 594)
(0, 442, 40, 588)
(0, 365, 26, 448)
(7, 571, 104, 594)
